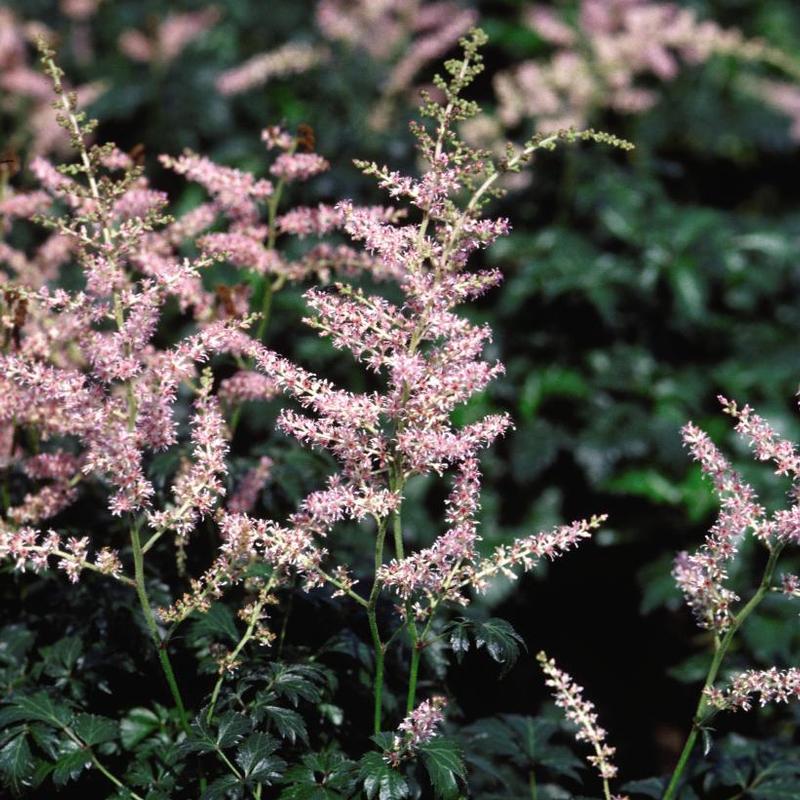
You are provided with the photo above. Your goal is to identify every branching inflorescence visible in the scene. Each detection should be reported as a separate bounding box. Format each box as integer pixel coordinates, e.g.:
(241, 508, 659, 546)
(0, 27, 631, 796)
(3, 6, 800, 800)
(537, 651, 623, 800)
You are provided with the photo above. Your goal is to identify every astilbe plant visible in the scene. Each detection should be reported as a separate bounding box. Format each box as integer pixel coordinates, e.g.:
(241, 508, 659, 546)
(537, 651, 625, 800)
(218, 0, 480, 130)
(488, 0, 800, 137)
(0, 28, 633, 799)
(538, 394, 800, 799)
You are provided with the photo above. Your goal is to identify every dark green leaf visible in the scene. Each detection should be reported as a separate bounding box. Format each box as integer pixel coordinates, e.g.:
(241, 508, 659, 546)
(52, 747, 91, 787)
(202, 774, 240, 800)
(280, 751, 357, 799)
(266, 664, 326, 705)
(190, 603, 239, 645)
(420, 737, 466, 800)
(120, 707, 160, 749)
(0, 734, 32, 791)
(263, 705, 308, 744)
(358, 751, 409, 800)
(236, 732, 285, 783)
(74, 713, 117, 746)
(621, 777, 666, 798)
(216, 712, 251, 749)
(0, 693, 71, 727)
(448, 623, 469, 663)
(38, 637, 82, 678)
(751, 779, 800, 799)
(473, 619, 526, 674)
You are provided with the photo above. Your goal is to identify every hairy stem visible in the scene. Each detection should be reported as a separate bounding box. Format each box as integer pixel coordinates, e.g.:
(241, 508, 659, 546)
(663, 545, 783, 800)
(368, 518, 389, 734)
(130, 523, 190, 733)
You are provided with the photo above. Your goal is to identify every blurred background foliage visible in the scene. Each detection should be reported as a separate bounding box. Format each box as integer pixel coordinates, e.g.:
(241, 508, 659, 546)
(4, 0, 800, 784)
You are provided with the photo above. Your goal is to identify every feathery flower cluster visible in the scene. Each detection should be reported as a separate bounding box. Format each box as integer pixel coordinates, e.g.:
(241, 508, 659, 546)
(705, 668, 800, 712)
(380, 510, 604, 617)
(148, 376, 229, 540)
(493, 0, 800, 135)
(720, 396, 800, 479)
(674, 421, 765, 631)
(0, 36, 623, 783)
(118, 8, 220, 66)
(0, 9, 105, 157)
(0, 41, 265, 574)
(782, 573, 800, 598)
(216, 42, 327, 96)
(163, 126, 398, 290)
(537, 651, 619, 782)
(0, 524, 123, 584)
(675, 391, 800, 635)
(384, 696, 447, 767)
(315, 0, 477, 129)
(206, 30, 623, 619)
(228, 456, 274, 515)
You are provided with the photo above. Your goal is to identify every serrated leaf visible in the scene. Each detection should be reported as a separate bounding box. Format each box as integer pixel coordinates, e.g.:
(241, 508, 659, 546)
(266, 664, 326, 706)
(39, 637, 82, 674)
(28, 723, 61, 761)
(420, 737, 466, 800)
(0, 692, 71, 727)
(121, 707, 160, 749)
(236, 732, 285, 782)
(280, 751, 357, 799)
(74, 713, 117, 746)
(216, 712, 251, 749)
(0, 734, 32, 790)
(183, 719, 217, 755)
(52, 747, 91, 787)
(448, 624, 470, 663)
(190, 603, 239, 644)
(186, 711, 250, 754)
(202, 774, 240, 800)
(473, 619, 526, 674)
(359, 751, 409, 800)
(280, 784, 347, 800)
(264, 706, 308, 744)
(538, 745, 583, 781)
(319, 704, 343, 727)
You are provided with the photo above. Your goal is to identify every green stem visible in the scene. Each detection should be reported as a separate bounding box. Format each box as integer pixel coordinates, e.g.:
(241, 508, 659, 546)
(89, 752, 144, 800)
(131, 524, 190, 733)
(528, 769, 537, 800)
(206, 590, 271, 723)
(368, 519, 389, 734)
(277, 582, 295, 659)
(663, 545, 783, 800)
(215, 746, 243, 781)
(406, 644, 421, 714)
(57, 720, 145, 800)
(230, 151, 290, 435)
(392, 508, 421, 712)
(317, 567, 369, 607)
(254, 275, 274, 345)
